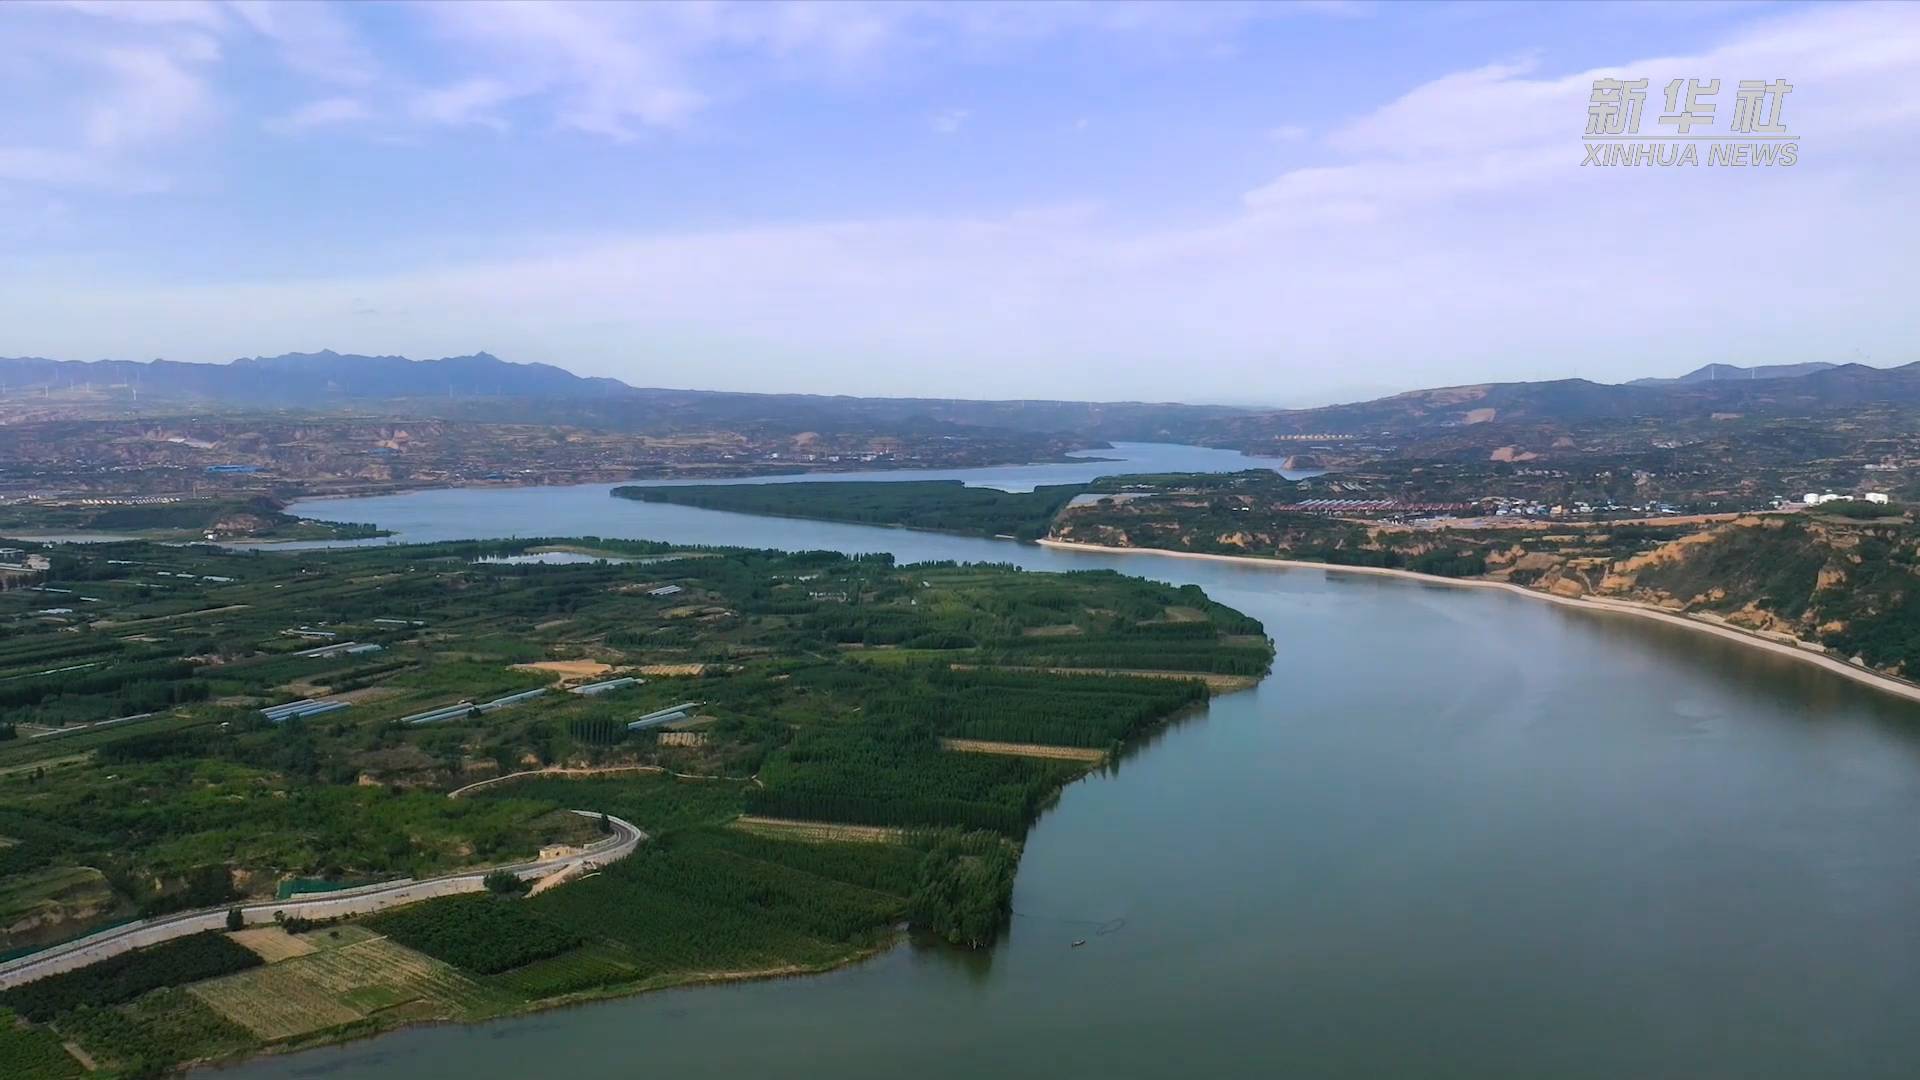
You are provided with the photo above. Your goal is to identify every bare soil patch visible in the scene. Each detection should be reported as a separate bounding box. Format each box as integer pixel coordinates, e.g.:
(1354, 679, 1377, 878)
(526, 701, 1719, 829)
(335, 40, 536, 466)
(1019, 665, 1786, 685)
(939, 737, 1106, 763)
(731, 817, 905, 844)
(228, 927, 319, 964)
(512, 660, 616, 679)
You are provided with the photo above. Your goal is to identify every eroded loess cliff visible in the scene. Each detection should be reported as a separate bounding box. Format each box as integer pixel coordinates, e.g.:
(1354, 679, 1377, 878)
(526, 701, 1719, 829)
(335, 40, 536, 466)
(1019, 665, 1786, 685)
(1575, 516, 1920, 675)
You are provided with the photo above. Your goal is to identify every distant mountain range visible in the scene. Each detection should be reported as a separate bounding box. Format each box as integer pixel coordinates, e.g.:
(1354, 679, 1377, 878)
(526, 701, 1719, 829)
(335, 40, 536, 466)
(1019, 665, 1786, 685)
(0, 350, 1245, 438)
(1201, 361, 1920, 445)
(1626, 362, 1839, 386)
(0, 350, 632, 402)
(2, 350, 1913, 444)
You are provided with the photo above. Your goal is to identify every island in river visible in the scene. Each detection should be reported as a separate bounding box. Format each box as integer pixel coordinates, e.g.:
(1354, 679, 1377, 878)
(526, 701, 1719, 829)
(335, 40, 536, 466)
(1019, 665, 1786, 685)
(0, 533, 1268, 1077)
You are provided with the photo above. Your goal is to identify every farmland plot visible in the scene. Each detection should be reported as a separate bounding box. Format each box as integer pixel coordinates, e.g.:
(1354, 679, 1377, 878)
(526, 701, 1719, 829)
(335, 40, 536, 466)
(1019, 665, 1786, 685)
(190, 937, 507, 1041)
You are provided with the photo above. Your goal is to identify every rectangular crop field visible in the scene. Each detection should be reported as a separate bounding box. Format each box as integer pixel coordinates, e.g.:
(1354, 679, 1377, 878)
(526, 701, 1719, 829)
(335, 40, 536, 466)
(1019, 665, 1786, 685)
(189, 936, 507, 1042)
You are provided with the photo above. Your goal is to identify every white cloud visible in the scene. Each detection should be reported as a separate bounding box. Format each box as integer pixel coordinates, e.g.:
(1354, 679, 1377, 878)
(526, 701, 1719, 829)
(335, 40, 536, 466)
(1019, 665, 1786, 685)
(2, 0, 1368, 187)
(226, 0, 377, 85)
(80, 45, 218, 150)
(0, 5, 222, 187)
(2, 1, 1917, 403)
(402, 1, 1360, 141)
(267, 96, 370, 134)
(1246, 3, 1920, 226)
(410, 2, 708, 139)
(408, 78, 520, 131)
(930, 108, 971, 134)
(0, 147, 141, 190)
(52, 1, 231, 31)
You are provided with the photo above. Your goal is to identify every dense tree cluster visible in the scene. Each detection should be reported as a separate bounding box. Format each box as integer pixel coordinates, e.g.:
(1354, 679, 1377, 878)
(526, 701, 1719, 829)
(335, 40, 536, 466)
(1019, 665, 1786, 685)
(749, 720, 1080, 836)
(0, 657, 208, 725)
(0, 933, 260, 1022)
(525, 827, 915, 981)
(908, 830, 1018, 948)
(367, 893, 580, 974)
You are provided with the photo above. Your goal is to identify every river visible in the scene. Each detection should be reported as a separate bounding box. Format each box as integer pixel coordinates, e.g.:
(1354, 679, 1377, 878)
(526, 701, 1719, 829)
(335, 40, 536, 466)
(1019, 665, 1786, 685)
(217, 444, 1920, 1078)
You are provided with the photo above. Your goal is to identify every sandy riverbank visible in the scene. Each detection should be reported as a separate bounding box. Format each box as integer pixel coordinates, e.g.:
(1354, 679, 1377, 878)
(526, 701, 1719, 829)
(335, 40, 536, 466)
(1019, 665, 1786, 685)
(1037, 538, 1920, 707)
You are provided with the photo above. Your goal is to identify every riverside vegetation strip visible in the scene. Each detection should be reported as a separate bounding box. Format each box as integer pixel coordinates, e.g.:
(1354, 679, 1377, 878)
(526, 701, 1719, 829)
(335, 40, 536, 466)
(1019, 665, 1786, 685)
(0, 533, 1270, 1076)
(0, 496, 385, 543)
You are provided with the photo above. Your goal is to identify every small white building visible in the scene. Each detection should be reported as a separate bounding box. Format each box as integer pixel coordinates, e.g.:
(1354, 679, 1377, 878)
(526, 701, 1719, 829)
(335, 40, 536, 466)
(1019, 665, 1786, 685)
(1865, 492, 1891, 505)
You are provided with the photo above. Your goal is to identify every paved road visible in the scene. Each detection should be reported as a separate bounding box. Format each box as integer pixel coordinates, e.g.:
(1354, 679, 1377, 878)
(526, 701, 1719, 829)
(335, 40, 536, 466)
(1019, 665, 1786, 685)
(0, 811, 644, 990)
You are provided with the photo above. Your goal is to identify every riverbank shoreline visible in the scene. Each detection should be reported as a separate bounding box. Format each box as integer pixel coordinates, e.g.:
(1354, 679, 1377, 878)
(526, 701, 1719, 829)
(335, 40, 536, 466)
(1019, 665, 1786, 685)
(193, 936, 899, 1077)
(1037, 538, 1920, 707)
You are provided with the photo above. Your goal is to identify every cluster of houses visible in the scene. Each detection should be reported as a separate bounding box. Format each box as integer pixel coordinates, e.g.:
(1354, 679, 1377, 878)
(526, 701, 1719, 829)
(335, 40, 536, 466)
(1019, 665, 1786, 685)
(1484, 498, 1681, 519)
(0, 547, 51, 572)
(1288, 498, 1475, 517)
(1802, 492, 1891, 506)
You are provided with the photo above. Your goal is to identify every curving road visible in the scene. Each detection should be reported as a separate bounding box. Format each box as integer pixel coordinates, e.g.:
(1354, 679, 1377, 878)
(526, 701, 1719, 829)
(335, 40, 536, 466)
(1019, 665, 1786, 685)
(0, 810, 644, 991)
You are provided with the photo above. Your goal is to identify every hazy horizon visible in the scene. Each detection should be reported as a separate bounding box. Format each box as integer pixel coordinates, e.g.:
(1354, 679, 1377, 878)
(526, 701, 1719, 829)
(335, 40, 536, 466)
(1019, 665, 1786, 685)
(3, 1, 1916, 402)
(0, 346, 1892, 412)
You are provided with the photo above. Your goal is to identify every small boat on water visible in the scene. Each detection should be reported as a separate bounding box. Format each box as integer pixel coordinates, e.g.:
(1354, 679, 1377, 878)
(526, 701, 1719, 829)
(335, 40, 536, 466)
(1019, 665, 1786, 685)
(1071, 939, 1087, 947)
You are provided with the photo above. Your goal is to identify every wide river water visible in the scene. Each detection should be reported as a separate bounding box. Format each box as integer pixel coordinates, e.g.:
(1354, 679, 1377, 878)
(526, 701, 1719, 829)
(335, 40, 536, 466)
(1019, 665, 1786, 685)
(214, 444, 1920, 1078)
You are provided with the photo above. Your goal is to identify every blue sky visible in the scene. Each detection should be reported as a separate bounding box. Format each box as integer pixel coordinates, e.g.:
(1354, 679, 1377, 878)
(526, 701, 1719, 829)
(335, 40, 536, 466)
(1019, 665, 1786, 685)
(2, 1, 1917, 405)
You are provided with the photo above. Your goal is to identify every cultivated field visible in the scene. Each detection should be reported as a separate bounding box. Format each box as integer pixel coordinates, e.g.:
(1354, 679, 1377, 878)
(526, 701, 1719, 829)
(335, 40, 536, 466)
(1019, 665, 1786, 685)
(190, 934, 504, 1041)
(227, 927, 318, 963)
(637, 663, 707, 676)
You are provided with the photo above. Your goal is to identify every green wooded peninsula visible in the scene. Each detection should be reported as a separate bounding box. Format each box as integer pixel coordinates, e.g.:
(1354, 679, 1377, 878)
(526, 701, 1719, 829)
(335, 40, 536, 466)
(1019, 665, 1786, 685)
(0, 533, 1269, 1076)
